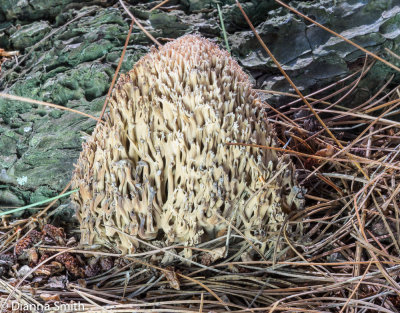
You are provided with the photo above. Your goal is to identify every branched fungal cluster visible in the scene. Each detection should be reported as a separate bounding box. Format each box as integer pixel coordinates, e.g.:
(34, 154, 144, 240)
(71, 35, 303, 256)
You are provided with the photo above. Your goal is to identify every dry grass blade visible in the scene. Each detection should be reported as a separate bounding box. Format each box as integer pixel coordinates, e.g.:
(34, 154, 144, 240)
(0, 92, 103, 122)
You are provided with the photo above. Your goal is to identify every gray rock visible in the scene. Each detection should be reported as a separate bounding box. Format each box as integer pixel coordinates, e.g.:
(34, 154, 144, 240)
(0, 189, 24, 206)
(230, 0, 400, 100)
(10, 21, 51, 50)
(0, 0, 110, 22)
(181, 0, 214, 12)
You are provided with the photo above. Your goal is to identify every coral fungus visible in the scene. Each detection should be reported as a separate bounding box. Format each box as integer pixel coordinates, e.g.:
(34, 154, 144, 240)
(71, 35, 303, 256)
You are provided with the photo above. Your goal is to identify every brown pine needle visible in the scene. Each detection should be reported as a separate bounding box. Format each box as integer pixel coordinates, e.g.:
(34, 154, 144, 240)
(0, 92, 103, 123)
(256, 89, 333, 106)
(98, 20, 134, 124)
(364, 97, 400, 114)
(119, 0, 161, 48)
(149, 0, 171, 12)
(320, 107, 400, 127)
(339, 260, 377, 313)
(236, 0, 338, 145)
(316, 173, 343, 195)
(226, 142, 400, 171)
(385, 47, 400, 61)
(123, 255, 229, 309)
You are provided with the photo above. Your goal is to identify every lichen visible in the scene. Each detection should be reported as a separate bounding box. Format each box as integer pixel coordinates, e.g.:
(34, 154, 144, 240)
(16, 176, 27, 186)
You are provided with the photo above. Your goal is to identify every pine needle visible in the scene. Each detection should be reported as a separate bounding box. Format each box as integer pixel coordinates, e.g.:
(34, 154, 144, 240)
(0, 189, 78, 217)
(217, 3, 230, 53)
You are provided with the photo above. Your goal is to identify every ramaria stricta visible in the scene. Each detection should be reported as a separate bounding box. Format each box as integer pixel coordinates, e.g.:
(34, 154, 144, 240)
(71, 35, 303, 257)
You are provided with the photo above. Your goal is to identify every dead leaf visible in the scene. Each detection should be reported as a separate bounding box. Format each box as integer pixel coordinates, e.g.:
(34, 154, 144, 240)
(315, 144, 335, 158)
(47, 276, 67, 289)
(201, 247, 226, 265)
(35, 261, 64, 276)
(40, 293, 61, 302)
(165, 266, 180, 290)
(42, 224, 66, 245)
(27, 247, 39, 265)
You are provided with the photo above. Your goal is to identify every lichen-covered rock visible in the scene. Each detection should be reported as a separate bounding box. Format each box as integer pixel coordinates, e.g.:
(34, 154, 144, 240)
(71, 35, 303, 256)
(0, 0, 107, 22)
(10, 21, 51, 50)
(0, 5, 151, 206)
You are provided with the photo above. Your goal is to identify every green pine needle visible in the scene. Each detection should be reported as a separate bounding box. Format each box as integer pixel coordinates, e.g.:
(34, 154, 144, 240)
(0, 188, 79, 217)
(217, 3, 230, 53)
